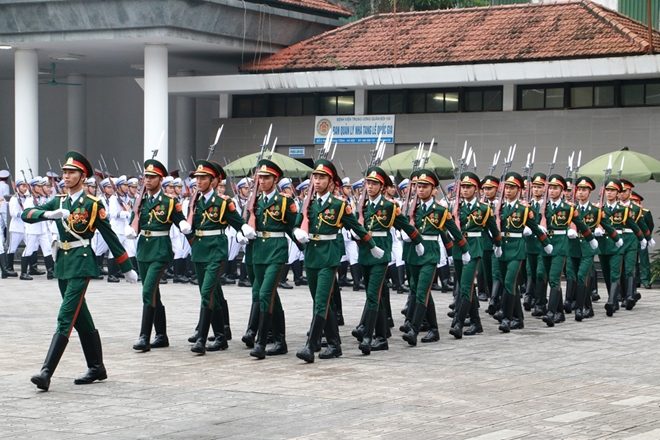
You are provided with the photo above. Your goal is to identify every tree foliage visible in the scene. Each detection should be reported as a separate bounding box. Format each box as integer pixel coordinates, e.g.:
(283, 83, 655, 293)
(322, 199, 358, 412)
(350, 0, 490, 20)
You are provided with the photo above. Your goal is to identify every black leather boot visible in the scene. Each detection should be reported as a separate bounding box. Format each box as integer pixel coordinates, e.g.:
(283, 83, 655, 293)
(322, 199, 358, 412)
(221, 298, 232, 340)
(319, 311, 342, 359)
(74, 330, 108, 385)
(396, 265, 409, 293)
(241, 301, 260, 348)
(532, 281, 547, 317)
(449, 298, 470, 339)
(487, 280, 502, 315)
(574, 284, 587, 321)
(498, 294, 514, 333)
(250, 312, 272, 359)
(0, 253, 10, 278)
(297, 315, 326, 363)
(207, 308, 228, 351)
(542, 288, 560, 327)
(421, 304, 440, 343)
(278, 264, 293, 289)
(464, 297, 484, 336)
(31, 333, 68, 391)
(44, 255, 54, 280)
(476, 270, 489, 302)
(238, 262, 252, 287)
(187, 327, 199, 344)
(624, 276, 637, 310)
(358, 309, 378, 355)
(106, 259, 119, 283)
(293, 260, 307, 286)
(439, 264, 452, 292)
(403, 303, 427, 346)
(133, 305, 156, 352)
(173, 259, 190, 283)
(583, 284, 594, 318)
(97, 255, 108, 275)
(5, 253, 17, 277)
(150, 305, 169, 348)
(29, 253, 44, 275)
(510, 295, 525, 329)
(605, 282, 619, 317)
(338, 260, 351, 286)
(400, 297, 415, 333)
(563, 279, 575, 313)
(20, 256, 32, 280)
(372, 307, 389, 351)
(350, 264, 362, 291)
(523, 277, 534, 311)
(191, 308, 213, 355)
(266, 310, 287, 356)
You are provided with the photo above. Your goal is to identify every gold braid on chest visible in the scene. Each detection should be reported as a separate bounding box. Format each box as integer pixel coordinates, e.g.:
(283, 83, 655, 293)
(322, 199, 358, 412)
(149, 198, 174, 224)
(367, 206, 395, 230)
(505, 205, 528, 230)
(315, 203, 345, 230)
(263, 198, 287, 226)
(200, 199, 227, 225)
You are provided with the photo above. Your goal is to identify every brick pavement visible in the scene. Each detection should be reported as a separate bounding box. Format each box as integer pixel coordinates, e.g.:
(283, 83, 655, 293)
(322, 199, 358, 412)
(1, 276, 660, 439)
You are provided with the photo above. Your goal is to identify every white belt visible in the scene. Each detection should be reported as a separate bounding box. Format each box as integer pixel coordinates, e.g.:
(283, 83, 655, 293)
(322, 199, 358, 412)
(463, 232, 482, 238)
(503, 232, 523, 238)
(618, 228, 633, 234)
(58, 239, 90, 251)
(368, 231, 389, 237)
(257, 231, 285, 238)
(140, 230, 169, 237)
(421, 235, 439, 241)
(548, 230, 567, 235)
(196, 230, 225, 237)
(310, 234, 339, 241)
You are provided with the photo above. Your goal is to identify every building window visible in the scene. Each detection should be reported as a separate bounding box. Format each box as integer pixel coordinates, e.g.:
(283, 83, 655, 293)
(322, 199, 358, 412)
(232, 93, 353, 118)
(367, 88, 501, 114)
(622, 82, 660, 106)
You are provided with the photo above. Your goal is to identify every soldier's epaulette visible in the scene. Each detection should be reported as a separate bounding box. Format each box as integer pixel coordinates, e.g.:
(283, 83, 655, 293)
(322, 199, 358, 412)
(86, 194, 101, 202)
(518, 200, 528, 206)
(56, 193, 67, 198)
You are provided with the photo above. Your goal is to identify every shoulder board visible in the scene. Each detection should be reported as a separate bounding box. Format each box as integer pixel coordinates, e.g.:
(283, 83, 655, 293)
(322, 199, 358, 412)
(518, 200, 528, 206)
(86, 194, 101, 202)
(56, 194, 67, 198)
(643, 208, 649, 213)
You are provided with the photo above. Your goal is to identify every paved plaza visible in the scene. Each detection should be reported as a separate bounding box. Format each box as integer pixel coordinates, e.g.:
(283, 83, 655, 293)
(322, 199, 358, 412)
(1, 275, 660, 439)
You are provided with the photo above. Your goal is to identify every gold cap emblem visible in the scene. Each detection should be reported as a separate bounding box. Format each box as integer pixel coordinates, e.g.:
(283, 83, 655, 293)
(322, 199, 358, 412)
(197, 164, 204, 171)
(66, 157, 74, 165)
(419, 174, 427, 180)
(369, 171, 377, 177)
(147, 164, 154, 171)
(261, 165, 268, 171)
(316, 164, 324, 171)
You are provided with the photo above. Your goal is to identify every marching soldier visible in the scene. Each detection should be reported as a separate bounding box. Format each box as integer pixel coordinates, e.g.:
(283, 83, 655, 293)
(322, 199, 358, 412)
(294, 159, 383, 363)
(127, 159, 191, 352)
(26, 151, 137, 391)
(525, 173, 546, 313)
(402, 169, 470, 345)
(480, 175, 503, 314)
(188, 160, 253, 355)
(449, 172, 501, 339)
(6, 176, 28, 277)
(631, 192, 654, 289)
(22, 177, 55, 280)
(495, 172, 551, 332)
(245, 159, 296, 359)
(353, 166, 423, 354)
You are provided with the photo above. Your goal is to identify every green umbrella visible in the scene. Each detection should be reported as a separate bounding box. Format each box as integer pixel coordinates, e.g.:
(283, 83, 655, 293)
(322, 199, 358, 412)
(578, 148, 660, 184)
(379, 149, 454, 180)
(224, 150, 312, 179)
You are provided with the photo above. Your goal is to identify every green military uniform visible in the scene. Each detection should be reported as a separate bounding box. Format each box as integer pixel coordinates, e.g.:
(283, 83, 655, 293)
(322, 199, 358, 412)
(295, 159, 377, 363)
(566, 176, 620, 321)
(132, 159, 188, 352)
(538, 174, 593, 327)
(449, 172, 501, 339)
(354, 167, 422, 354)
(27, 151, 135, 391)
(633, 193, 654, 288)
(402, 169, 470, 346)
(188, 160, 248, 355)
(495, 172, 550, 332)
(479, 175, 503, 314)
(247, 159, 298, 359)
(525, 173, 546, 313)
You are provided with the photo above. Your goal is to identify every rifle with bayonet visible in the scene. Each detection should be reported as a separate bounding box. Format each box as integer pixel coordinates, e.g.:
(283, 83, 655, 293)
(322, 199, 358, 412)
(524, 147, 536, 203)
(482, 150, 501, 203)
(131, 130, 165, 232)
(494, 144, 516, 229)
(187, 125, 223, 225)
(242, 124, 271, 230)
(46, 158, 61, 195)
(299, 129, 332, 233)
(21, 169, 39, 206)
(3, 158, 16, 197)
(356, 133, 386, 226)
(450, 141, 473, 230)
(569, 151, 582, 204)
(406, 139, 434, 227)
(100, 154, 131, 212)
(597, 154, 613, 208)
(539, 147, 558, 228)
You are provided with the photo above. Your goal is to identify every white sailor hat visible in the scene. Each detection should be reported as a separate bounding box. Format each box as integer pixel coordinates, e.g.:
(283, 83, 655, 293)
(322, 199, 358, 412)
(278, 177, 292, 190)
(219, 179, 227, 185)
(46, 171, 60, 178)
(29, 176, 43, 187)
(85, 177, 97, 186)
(162, 176, 174, 187)
(446, 183, 455, 193)
(342, 177, 351, 187)
(40, 176, 49, 186)
(389, 175, 396, 186)
(115, 175, 127, 186)
(236, 177, 251, 189)
(352, 178, 364, 190)
(296, 179, 310, 192)
(100, 178, 112, 188)
(127, 177, 138, 186)
(58, 180, 66, 189)
(0, 170, 9, 179)
(188, 178, 197, 189)
(15, 177, 26, 186)
(173, 177, 183, 187)
(398, 179, 409, 191)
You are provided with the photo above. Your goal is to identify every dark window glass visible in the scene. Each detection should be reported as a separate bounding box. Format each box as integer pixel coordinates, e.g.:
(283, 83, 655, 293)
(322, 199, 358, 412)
(545, 88, 564, 109)
(465, 90, 483, 112)
(235, 97, 252, 118)
(269, 96, 286, 116)
(303, 96, 316, 115)
(371, 93, 389, 114)
(594, 86, 614, 107)
(622, 84, 644, 106)
(252, 97, 265, 116)
(410, 93, 426, 113)
(320, 96, 336, 115)
(571, 87, 593, 108)
(445, 92, 459, 112)
(483, 90, 502, 111)
(337, 95, 354, 115)
(287, 96, 303, 116)
(521, 89, 544, 109)
(426, 93, 444, 112)
(646, 84, 660, 105)
(390, 93, 405, 113)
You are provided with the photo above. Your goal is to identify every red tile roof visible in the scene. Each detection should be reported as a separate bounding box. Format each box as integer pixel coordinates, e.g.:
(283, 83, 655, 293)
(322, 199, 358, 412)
(243, 0, 660, 73)
(268, 0, 352, 17)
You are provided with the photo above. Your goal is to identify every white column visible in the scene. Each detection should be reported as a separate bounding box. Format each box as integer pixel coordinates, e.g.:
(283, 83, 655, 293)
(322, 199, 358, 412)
(503, 83, 515, 112)
(15, 49, 39, 177)
(219, 94, 232, 119)
(176, 71, 196, 169)
(67, 74, 87, 153)
(144, 44, 168, 167)
(354, 89, 366, 115)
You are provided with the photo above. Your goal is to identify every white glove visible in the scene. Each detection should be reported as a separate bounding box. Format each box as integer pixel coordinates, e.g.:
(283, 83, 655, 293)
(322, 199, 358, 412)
(401, 230, 411, 242)
(44, 208, 70, 220)
(124, 225, 137, 239)
(119, 211, 131, 219)
(589, 239, 599, 250)
(567, 229, 578, 239)
(539, 225, 548, 234)
(461, 252, 471, 264)
(649, 238, 656, 248)
(544, 244, 553, 254)
(294, 228, 309, 244)
(615, 238, 623, 248)
(370, 246, 385, 259)
(178, 220, 192, 235)
(593, 227, 604, 237)
(124, 270, 138, 284)
(523, 226, 532, 237)
(494, 246, 502, 258)
(640, 238, 648, 250)
(241, 224, 256, 240)
(236, 231, 249, 245)
(415, 243, 425, 256)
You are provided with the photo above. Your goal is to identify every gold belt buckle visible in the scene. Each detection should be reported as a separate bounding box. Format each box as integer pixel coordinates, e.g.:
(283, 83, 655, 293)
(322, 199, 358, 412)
(61, 242, 71, 251)
(462, 231, 468, 237)
(504, 232, 510, 238)
(144, 230, 152, 237)
(548, 230, 554, 235)
(312, 234, 321, 241)
(262, 231, 270, 238)
(195, 230, 204, 237)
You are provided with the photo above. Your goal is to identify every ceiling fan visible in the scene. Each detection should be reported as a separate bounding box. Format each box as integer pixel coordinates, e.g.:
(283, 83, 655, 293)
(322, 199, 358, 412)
(39, 63, 82, 86)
